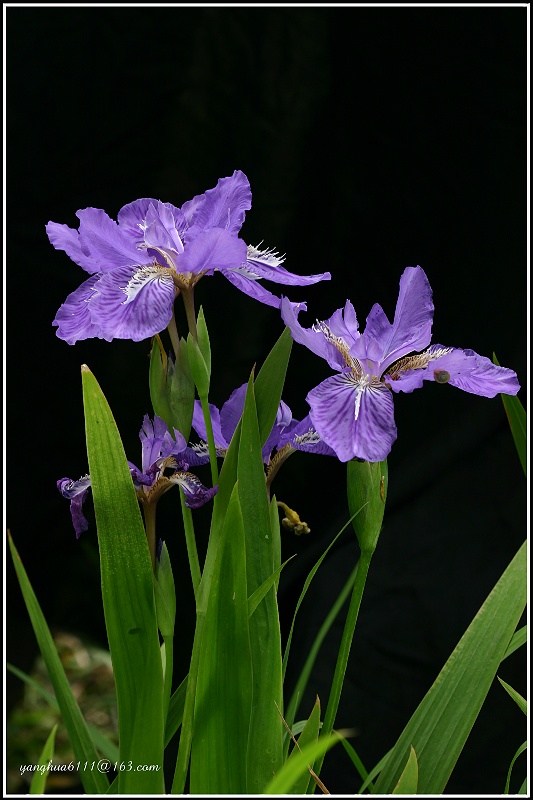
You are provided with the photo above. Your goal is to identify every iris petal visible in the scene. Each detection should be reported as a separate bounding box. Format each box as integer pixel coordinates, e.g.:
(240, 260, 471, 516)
(183, 170, 251, 238)
(76, 208, 151, 273)
(52, 274, 103, 344)
(308, 374, 397, 462)
(89, 265, 176, 341)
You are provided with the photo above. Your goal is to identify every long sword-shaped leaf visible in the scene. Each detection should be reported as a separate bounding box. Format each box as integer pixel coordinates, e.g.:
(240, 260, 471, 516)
(493, 354, 526, 475)
(82, 366, 164, 794)
(8, 534, 109, 794)
(373, 539, 527, 794)
(189, 483, 253, 793)
(238, 378, 284, 792)
(29, 724, 58, 795)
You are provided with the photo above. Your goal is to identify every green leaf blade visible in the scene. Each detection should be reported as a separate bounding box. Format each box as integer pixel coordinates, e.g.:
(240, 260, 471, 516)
(82, 366, 165, 794)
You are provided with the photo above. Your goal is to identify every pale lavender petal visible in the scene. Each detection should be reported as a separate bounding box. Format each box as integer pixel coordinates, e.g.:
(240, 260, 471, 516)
(220, 384, 248, 444)
(223, 269, 286, 308)
(426, 346, 521, 398)
(89, 265, 176, 341)
(140, 414, 187, 473)
(118, 199, 187, 245)
(365, 266, 434, 375)
(183, 170, 251, 238)
(245, 244, 331, 286)
(46, 221, 95, 272)
(143, 202, 185, 254)
(176, 228, 248, 275)
(307, 374, 397, 462)
(76, 208, 151, 272)
(281, 297, 349, 370)
(385, 369, 427, 394)
(169, 472, 218, 508)
(57, 476, 92, 538)
(53, 274, 103, 344)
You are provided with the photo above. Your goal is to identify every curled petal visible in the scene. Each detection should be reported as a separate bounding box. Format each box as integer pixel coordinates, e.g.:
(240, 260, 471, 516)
(89, 265, 176, 341)
(46, 221, 95, 272)
(53, 274, 104, 344)
(307, 374, 397, 462)
(281, 297, 350, 370)
(426, 346, 521, 398)
(57, 476, 92, 538)
(169, 472, 218, 508)
(182, 170, 251, 238)
(246, 244, 331, 286)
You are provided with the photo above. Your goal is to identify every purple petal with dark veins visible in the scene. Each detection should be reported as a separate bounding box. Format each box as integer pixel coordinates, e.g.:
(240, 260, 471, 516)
(76, 208, 152, 273)
(139, 414, 187, 474)
(53, 274, 104, 344)
(89, 265, 176, 341)
(182, 170, 251, 238)
(280, 414, 338, 456)
(46, 221, 95, 272)
(170, 472, 218, 508)
(307, 374, 397, 462)
(364, 266, 434, 375)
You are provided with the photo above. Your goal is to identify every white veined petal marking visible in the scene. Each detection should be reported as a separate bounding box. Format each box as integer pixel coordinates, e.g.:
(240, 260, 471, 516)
(122, 265, 175, 305)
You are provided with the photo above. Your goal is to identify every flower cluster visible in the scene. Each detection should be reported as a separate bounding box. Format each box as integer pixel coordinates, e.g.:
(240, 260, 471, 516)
(52, 172, 521, 538)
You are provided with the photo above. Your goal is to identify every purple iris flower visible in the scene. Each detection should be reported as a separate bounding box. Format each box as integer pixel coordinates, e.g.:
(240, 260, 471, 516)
(58, 415, 217, 537)
(183, 383, 336, 470)
(281, 265, 521, 463)
(47, 170, 331, 344)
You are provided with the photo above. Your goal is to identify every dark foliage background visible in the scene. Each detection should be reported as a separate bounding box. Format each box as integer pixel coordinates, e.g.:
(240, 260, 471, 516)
(7, 5, 527, 795)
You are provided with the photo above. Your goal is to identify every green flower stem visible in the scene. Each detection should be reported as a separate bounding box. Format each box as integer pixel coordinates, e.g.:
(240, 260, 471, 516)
(141, 499, 157, 571)
(180, 488, 201, 601)
(311, 548, 373, 787)
(171, 612, 205, 794)
(199, 393, 219, 487)
(167, 310, 181, 360)
(181, 288, 198, 340)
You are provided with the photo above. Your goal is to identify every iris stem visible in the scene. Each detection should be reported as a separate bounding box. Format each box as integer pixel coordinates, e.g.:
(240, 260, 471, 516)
(167, 311, 181, 360)
(181, 288, 198, 340)
(311, 547, 374, 787)
(162, 634, 174, 730)
(180, 488, 201, 602)
(141, 500, 157, 572)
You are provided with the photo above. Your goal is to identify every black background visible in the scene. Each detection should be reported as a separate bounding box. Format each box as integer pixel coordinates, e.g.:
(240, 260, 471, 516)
(6, 5, 527, 795)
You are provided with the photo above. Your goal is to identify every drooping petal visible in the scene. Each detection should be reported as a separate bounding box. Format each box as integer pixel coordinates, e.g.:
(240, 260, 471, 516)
(176, 228, 248, 276)
(364, 266, 434, 375)
(169, 472, 218, 508)
(223, 269, 288, 308)
(245, 244, 332, 286)
(76, 208, 151, 273)
(425, 345, 521, 398)
(46, 221, 95, 273)
(182, 170, 251, 238)
(52, 274, 104, 344)
(89, 264, 176, 341)
(281, 297, 350, 370)
(307, 374, 397, 462)
(57, 476, 92, 538)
